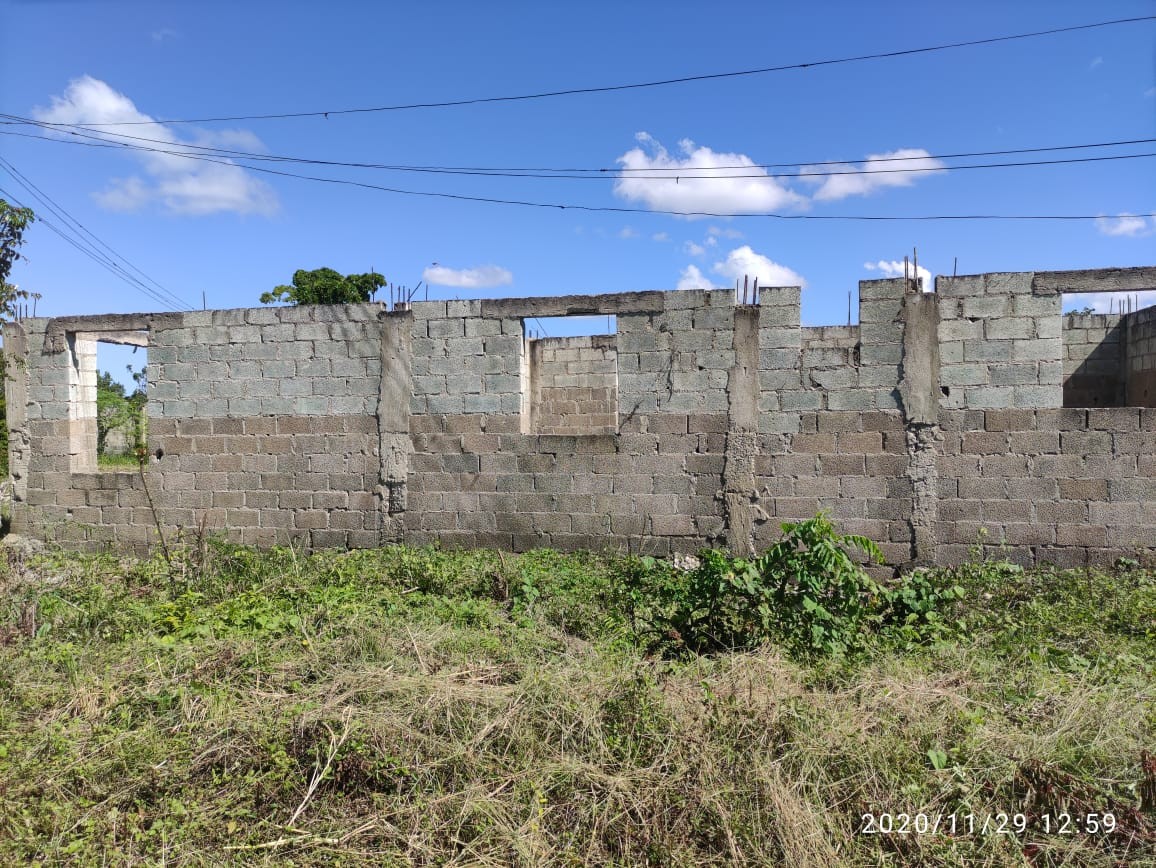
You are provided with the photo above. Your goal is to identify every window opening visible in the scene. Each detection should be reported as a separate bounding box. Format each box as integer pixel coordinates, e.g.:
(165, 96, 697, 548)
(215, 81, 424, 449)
(1061, 292, 1155, 408)
(522, 316, 618, 435)
(68, 331, 148, 472)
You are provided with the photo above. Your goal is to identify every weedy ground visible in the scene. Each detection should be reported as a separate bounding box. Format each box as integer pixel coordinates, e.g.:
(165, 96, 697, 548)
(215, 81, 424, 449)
(0, 539, 1153, 866)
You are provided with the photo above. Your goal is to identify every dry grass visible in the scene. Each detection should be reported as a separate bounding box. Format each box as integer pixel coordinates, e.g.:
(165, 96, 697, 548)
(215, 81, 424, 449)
(0, 543, 1153, 865)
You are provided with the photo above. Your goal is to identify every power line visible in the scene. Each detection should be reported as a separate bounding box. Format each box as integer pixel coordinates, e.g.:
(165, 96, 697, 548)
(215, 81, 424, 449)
(0, 185, 181, 311)
(0, 158, 194, 311)
(42, 144, 1146, 220)
(4, 116, 1154, 177)
(16, 15, 1155, 125)
(4, 120, 1154, 184)
(7, 131, 1151, 220)
(5, 117, 1150, 222)
(0, 170, 195, 312)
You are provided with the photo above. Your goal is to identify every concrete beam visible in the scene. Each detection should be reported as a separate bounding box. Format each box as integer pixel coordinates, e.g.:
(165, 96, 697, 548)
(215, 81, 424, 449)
(1031, 267, 1156, 296)
(85, 329, 148, 348)
(481, 291, 665, 319)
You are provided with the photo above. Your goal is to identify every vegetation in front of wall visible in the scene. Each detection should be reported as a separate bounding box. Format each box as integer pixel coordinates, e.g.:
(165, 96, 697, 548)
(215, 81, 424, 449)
(621, 514, 966, 659)
(0, 524, 1153, 865)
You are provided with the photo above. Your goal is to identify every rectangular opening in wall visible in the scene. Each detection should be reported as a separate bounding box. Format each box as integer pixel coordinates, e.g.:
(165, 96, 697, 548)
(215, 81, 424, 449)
(68, 331, 149, 472)
(1062, 291, 1156, 407)
(523, 316, 618, 435)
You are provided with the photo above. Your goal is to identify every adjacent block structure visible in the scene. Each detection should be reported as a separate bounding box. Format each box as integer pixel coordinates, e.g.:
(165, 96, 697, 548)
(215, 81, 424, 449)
(5, 266, 1155, 570)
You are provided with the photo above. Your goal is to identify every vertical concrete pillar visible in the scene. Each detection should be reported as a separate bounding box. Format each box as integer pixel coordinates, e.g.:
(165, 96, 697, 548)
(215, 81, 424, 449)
(899, 291, 941, 565)
(526, 338, 544, 433)
(3, 322, 30, 525)
(379, 310, 413, 542)
(724, 305, 760, 556)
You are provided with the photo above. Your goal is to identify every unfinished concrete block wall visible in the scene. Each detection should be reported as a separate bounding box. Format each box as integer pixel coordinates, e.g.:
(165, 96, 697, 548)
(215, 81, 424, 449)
(1125, 306, 1156, 406)
(528, 335, 617, 435)
(936, 272, 1062, 409)
(5, 265, 1154, 569)
(5, 306, 386, 549)
(936, 407, 1156, 566)
(406, 292, 730, 553)
(1063, 313, 1125, 406)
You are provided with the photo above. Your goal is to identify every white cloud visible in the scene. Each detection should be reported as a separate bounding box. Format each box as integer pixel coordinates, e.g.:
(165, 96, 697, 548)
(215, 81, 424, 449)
(712, 246, 806, 288)
(93, 176, 150, 212)
(1095, 214, 1152, 237)
(1146, 87, 1156, 98)
(1089, 56, 1103, 70)
(618, 226, 638, 239)
(707, 226, 743, 239)
(1064, 291, 1156, 315)
(864, 259, 932, 290)
(676, 264, 712, 290)
(422, 263, 513, 288)
(651, 232, 670, 242)
(33, 76, 277, 216)
(801, 148, 945, 201)
(684, 240, 706, 256)
(614, 132, 806, 217)
(151, 28, 178, 43)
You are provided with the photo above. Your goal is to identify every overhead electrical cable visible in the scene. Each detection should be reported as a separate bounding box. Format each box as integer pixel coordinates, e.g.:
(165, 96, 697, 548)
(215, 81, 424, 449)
(0, 157, 193, 311)
(13, 15, 1154, 125)
(9, 141, 1138, 221)
(3, 115, 1154, 177)
(0, 166, 195, 311)
(0, 184, 186, 311)
(3, 121, 1154, 183)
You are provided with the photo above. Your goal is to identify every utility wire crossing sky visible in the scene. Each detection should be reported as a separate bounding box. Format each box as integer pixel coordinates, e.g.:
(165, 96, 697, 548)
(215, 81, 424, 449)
(1, 2, 1153, 334)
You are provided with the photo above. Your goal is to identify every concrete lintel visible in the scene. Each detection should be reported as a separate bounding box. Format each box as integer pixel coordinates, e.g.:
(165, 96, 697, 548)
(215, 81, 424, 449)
(86, 329, 149, 347)
(480, 291, 666, 319)
(43, 313, 160, 353)
(1031, 267, 1156, 296)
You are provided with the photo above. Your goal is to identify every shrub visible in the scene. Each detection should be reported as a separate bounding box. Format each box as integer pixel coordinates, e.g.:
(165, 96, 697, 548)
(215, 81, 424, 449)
(620, 514, 886, 658)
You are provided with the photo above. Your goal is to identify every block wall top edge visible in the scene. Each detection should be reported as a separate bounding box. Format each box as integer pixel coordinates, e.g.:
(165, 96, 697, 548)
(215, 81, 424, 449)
(1121, 305, 1156, 325)
(531, 334, 617, 348)
(209, 302, 387, 316)
(1063, 313, 1125, 327)
(481, 290, 667, 318)
(859, 277, 909, 286)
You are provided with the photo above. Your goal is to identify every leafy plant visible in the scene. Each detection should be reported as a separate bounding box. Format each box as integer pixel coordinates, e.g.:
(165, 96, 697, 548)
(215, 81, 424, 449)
(878, 569, 968, 648)
(620, 514, 885, 658)
(1, 198, 36, 307)
(756, 513, 884, 657)
(260, 267, 385, 306)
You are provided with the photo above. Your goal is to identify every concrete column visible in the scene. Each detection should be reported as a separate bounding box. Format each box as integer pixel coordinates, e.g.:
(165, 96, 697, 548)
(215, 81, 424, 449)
(899, 290, 941, 565)
(379, 310, 413, 542)
(724, 305, 760, 556)
(3, 322, 29, 526)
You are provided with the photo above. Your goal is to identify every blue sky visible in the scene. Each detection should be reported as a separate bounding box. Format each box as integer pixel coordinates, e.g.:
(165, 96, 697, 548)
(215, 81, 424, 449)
(1, 0, 1153, 364)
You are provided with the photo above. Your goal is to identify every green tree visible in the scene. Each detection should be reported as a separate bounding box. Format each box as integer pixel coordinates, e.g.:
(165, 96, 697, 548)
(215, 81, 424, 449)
(96, 367, 147, 459)
(1, 199, 37, 318)
(1, 199, 38, 479)
(259, 267, 385, 306)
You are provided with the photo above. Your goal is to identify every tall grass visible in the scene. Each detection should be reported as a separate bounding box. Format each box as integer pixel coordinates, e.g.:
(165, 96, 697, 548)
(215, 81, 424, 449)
(0, 540, 1152, 865)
